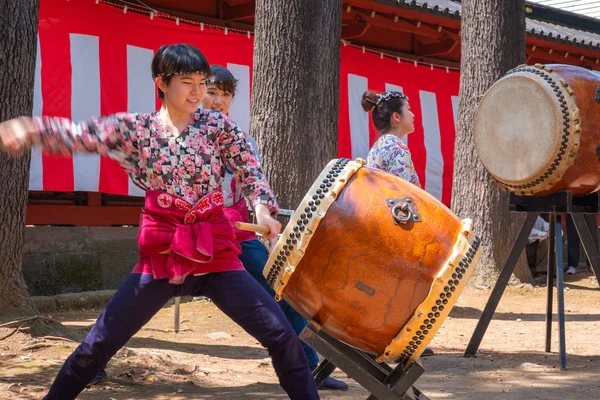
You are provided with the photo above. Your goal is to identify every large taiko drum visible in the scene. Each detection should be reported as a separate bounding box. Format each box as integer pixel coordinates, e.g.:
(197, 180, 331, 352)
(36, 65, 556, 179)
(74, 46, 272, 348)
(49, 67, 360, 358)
(474, 64, 600, 196)
(263, 159, 481, 363)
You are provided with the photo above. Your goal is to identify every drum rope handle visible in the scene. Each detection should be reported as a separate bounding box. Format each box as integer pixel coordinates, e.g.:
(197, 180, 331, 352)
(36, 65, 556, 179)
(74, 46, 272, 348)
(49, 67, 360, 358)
(391, 202, 412, 224)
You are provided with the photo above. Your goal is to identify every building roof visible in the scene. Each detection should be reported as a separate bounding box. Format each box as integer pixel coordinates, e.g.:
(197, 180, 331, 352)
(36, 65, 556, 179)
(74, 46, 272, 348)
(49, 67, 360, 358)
(528, 0, 600, 20)
(372, 0, 461, 18)
(372, 0, 600, 50)
(527, 18, 600, 49)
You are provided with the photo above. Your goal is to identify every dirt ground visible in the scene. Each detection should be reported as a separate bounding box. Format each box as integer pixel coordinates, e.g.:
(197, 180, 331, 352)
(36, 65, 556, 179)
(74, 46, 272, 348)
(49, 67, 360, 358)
(1, 271, 600, 400)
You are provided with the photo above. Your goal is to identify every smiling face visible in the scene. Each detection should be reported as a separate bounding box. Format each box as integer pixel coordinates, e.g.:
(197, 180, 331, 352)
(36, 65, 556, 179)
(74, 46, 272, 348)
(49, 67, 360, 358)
(156, 72, 207, 114)
(202, 83, 234, 114)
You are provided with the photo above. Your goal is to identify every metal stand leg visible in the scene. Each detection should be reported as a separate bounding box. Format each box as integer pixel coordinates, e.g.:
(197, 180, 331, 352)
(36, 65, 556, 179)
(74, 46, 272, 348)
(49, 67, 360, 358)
(572, 214, 600, 285)
(464, 213, 539, 357)
(174, 296, 181, 333)
(546, 213, 599, 369)
(465, 192, 600, 369)
(555, 220, 567, 370)
(545, 213, 555, 353)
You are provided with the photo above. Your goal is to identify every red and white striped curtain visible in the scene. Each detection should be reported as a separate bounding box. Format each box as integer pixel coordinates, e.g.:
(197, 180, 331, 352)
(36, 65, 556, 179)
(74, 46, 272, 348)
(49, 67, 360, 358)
(32, 0, 460, 205)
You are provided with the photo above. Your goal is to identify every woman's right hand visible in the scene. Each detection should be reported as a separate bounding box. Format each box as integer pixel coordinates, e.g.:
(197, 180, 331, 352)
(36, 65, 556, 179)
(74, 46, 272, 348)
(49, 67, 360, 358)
(0, 117, 36, 156)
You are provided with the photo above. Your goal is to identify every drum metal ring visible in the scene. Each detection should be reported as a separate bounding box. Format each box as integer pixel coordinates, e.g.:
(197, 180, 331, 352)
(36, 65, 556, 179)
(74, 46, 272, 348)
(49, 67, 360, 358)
(387, 197, 421, 224)
(392, 203, 412, 224)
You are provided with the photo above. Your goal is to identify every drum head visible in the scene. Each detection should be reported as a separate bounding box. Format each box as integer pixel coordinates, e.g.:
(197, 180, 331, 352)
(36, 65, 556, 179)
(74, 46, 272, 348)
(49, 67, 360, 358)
(474, 72, 563, 186)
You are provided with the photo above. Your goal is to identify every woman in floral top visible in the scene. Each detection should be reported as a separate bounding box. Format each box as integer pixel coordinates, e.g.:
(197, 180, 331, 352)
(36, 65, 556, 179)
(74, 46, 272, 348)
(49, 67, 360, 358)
(0, 44, 319, 400)
(362, 90, 421, 187)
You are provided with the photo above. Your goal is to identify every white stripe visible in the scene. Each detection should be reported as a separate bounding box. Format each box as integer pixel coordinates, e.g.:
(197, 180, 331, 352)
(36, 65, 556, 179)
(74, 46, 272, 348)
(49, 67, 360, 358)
(348, 74, 370, 159)
(33, 36, 43, 117)
(126, 45, 155, 197)
(451, 96, 460, 125)
(128, 179, 146, 197)
(70, 34, 101, 192)
(385, 83, 406, 145)
(385, 84, 403, 92)
(227, 63, 251, 133)
(419, 91, 444, 200)
(29, 147, 43, 191)
(29, 35, 43, 191)
(127, 45, 155, 113)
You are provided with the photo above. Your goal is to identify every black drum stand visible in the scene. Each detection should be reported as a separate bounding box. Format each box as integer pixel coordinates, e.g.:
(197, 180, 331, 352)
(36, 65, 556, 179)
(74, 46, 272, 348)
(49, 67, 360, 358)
(300, 322, 429, 400)
(464, 192, 600, 370)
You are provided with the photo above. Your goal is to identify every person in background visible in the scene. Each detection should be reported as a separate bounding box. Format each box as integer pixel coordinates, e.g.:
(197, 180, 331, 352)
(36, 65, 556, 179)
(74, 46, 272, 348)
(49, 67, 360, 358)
(201, 65, 348, 391)
(527, 216, 549, 278)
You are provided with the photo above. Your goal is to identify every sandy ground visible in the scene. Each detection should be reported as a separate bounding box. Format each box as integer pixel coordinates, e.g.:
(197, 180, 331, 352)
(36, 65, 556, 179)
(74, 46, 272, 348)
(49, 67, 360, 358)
(1, 271, 600, 400)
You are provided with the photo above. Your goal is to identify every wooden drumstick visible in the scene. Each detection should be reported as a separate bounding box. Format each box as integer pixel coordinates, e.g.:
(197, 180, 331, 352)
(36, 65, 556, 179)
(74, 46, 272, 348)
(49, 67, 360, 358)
(235, 222, 271, 235)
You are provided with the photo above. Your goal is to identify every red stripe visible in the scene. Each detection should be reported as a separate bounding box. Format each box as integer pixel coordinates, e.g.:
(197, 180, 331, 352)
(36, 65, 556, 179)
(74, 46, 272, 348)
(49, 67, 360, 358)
(338, 49, 352, 157)
(98, 33, 129, 195)
(437, 85, 459, 206)
(39, 1, 74, 192)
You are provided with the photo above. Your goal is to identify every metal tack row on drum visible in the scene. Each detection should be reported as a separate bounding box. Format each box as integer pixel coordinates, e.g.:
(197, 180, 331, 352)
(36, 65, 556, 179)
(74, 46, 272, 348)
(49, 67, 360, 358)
(263, 158, 481, 363)
(475, 63, 600, 196)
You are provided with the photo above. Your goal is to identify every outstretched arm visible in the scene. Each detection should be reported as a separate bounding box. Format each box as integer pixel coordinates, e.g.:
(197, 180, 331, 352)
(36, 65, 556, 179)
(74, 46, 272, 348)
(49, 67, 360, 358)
(0, 114, 140, 166)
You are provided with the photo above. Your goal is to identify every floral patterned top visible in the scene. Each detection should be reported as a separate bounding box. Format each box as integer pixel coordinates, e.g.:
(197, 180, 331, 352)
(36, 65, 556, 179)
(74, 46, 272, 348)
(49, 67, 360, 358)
(222, 135, 261, 208)
(32, 109, 279, 214)
(366, 134, 421, 187)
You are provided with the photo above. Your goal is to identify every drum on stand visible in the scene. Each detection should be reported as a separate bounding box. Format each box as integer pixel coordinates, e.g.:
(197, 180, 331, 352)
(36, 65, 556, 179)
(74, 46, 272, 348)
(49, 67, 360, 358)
(263, 158, 481, 363)
(474, 63, 600, 196)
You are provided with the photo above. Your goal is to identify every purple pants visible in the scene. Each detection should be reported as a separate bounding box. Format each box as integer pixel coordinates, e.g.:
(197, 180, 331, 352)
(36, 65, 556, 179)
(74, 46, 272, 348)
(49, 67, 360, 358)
(43, 270, 319, 399)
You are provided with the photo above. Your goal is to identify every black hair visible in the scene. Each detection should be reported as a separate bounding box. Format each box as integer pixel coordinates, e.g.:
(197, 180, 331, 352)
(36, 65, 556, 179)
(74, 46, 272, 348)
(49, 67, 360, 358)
(207, 65, 238, 97)
(151, 44, 211, 99)
(361, 90, 409, 132)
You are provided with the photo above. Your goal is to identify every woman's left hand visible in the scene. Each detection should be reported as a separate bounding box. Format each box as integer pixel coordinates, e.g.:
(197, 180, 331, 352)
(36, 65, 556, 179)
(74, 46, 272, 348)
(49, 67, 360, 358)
(254, 204, 281, 253)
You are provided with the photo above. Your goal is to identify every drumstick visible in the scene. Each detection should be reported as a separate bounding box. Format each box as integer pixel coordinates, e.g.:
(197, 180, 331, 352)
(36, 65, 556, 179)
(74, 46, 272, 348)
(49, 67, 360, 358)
(235, 222, 271, 235)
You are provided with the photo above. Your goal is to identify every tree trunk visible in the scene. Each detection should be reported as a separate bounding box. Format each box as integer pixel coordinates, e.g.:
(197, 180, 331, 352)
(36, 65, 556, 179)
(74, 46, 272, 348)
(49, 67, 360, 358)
(0, 0, 39, 319)
(250, 0, 341, 211)
(452, 0, 529, 285)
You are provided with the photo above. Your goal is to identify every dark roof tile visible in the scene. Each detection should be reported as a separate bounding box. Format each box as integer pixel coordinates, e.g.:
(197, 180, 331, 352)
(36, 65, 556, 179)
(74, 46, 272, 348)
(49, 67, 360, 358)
(371, 0, 600, 50)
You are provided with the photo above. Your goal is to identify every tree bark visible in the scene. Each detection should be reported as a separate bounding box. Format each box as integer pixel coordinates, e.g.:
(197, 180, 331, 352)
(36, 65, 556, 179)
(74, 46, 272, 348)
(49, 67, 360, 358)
(452, 0, 529, 285)
(0, 0, 39, 319)
(250, 0, 342, 210)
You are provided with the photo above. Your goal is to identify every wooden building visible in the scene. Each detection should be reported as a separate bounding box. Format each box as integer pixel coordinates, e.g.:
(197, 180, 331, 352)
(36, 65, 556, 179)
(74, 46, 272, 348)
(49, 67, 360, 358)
(27, 0, 600, 227)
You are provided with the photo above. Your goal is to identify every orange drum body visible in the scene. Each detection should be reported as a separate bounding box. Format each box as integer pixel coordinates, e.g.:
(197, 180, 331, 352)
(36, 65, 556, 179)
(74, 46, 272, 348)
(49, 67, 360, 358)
(474, 64, 600, 196)
(263, 159, 481, 363)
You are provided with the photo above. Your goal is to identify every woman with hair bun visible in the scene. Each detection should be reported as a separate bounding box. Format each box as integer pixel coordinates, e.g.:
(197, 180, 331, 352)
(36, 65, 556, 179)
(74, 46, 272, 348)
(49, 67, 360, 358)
(362, 90, 420, 187)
